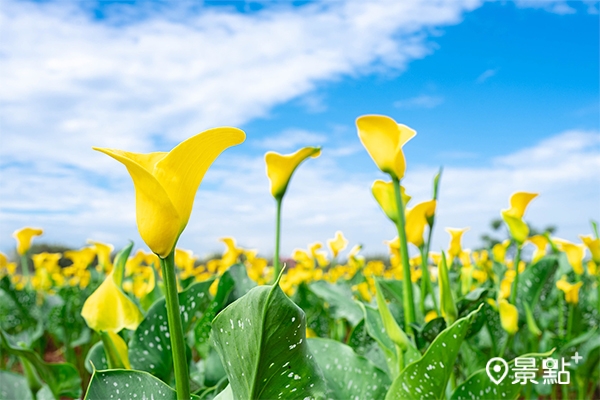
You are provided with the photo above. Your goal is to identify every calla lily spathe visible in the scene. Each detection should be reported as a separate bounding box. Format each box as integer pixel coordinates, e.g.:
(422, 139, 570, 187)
(94, 127, 245, 258)
(13, 227, 43, 255)
(371, 180, 410, 223)
(556, 277, 583, 304)
(405, 200, 436, 248)
(356, 115, 416, 179)
(327, 231, 348, 259)
(554, 238, 585, 275)
(501, 192, 538, 244)
(580, 235, 600, 265)
(498, 299, 519, 335)
(526, 235, 548, 264)
(265, 147, 321, 200)
(446, 227, 469, 259)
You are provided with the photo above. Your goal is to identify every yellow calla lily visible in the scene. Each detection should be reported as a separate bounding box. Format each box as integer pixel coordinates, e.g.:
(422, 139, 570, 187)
(446, 227, 469, 259)
(554, 238, 585, 275)
(498, 299, 519, 335)
(327, 231, 348, 259)
(12, 227, 43, 255)
(405, 200, 436, 248)
(501, 192, 538, 244)
(88, 240, 114, 272)
(94, 127, 245, 257)
(356, 115, 416, 179)
(265, 147, 321, 200)
(64, 247, 96, 269)
(81, 267, 144, 333)
(556, 277, 583, 304)
(526, 235, 548, 264)
(175, 248, 196, 271)
(580, 235, 600, 265)
(492, 239, 510, 264)
(371, 180, 410, 223)
(220, 237, 244, 268)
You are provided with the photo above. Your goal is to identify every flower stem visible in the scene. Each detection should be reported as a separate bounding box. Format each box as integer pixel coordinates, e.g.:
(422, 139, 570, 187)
(20, 253, 30, 282)
(160, 251, 190, 400)
(558, 293, 565, 338)
(566, 303, 574, 342)
(509, 245, 522, 305)
(272, 198, 282, 283)
(392, 177, 416, 335)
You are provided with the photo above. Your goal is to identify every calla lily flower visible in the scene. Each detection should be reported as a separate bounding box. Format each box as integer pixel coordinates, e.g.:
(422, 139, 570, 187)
(265, 147, 321, 200)
(556, 277, 583, 304)
(498, 299, 519, 335)
(580, 235, 600, 265)
(554, 238, 585, 275)
(327, 231, 348, 258)
(88, 240, 114, 272)
(372, 180, 410, 223)
(64, 247, 96, 269)
(446, 227, 469, 259)
(81, 265, 144, 333)
(356, 115, 416, 180)
(526, 235, 549, 264)
(501, 192, 538, 244)
(405, 200, 436, 248)
(12, 227, 43, 255)
(94, 127, 245, 258)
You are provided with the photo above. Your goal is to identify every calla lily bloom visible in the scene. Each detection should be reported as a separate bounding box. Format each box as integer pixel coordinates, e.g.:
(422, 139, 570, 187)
(405, 200, 436, 248)
(94, 127, 245, 257)
(64, 247, 96, 269)
(81, 264, 144, 333)
(327, 231, 348, 258)
(13, 227, 43, 255)
(446, 227, 469, 259)
(372, 180, 410, 223)
(88, 240, 114, 272)
(526, 235, 548, 264)
(356, 115, 416, 180)
(580, 235, 600, 265)
(554, 238, 585, 275)
(265, 147, 321, 200)
(498, 299, 519, 335)
(501, 192, 538, 244)
(556, 277, 583, 304)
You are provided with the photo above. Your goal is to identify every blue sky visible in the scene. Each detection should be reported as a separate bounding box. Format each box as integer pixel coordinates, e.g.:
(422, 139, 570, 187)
(1, 0, 598, 259)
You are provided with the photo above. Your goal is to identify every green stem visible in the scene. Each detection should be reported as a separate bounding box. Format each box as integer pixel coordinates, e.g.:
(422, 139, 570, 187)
(395, 344, 405, 374)
(423, 225, 439, 313)
(566, 303, 574, 342)
(509, 245, 522, 305)
(160, 251, 190, 400)
(499, 334, 513, 358)
(20, 253, 30, 282)
(558, 293, 565, 339)
(99, 331, 126, 369)
(272, 198, 282, 283)
(392, 177, 416, 335)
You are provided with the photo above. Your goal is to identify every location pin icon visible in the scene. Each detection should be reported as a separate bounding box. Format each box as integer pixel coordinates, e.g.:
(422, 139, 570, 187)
(486, 357, 509, 385)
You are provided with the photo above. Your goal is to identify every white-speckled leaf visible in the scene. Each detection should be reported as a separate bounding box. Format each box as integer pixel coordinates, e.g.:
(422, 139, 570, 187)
(129, 279, 214, 382)
(309, 281, 363, 326)
(308, 338, 391, 400)
(0, 371, 33, 400)
(385, 306, 482, 400)
(211, 284, 328, 399)
(451, 351, 553, 400)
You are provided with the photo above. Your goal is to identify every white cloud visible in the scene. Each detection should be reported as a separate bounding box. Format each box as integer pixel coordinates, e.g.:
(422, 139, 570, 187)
(252, 129, 328, 151)
(394, 94, 444, 109)
(476, 68, 498, 83)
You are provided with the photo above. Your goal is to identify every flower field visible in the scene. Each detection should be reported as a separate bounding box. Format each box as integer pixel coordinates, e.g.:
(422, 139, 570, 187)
(1, 116, 598, 400)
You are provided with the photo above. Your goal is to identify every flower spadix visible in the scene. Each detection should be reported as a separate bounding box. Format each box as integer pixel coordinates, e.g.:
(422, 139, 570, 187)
(265, 147, 321, 200)
(13, 227, 43, 255)
(371, 180, 410, 223)
(356, 115, 416, 180)
(501, 192, 538, 244)
(94, 127, 245, 257)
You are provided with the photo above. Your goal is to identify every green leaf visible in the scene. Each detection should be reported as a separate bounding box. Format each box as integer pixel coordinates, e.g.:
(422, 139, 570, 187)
(456, 288, 489, 315)
(224, 263, 256, 304)
(451, 350, 553, 400)
(84, 341, 108, 373)
(0, 370, 33, 400)
(516, 256, 559, 316)
(211, 283, 327, 399)
(129, 278, 214, 382)
(84, 369, 200, 400)
(415, 317, 446, 351)
(347, 319, 389, 374)
(385, 305, 482, 400)
(194, 268, 237, 358)
(308, 337, 391, 400)
(309, 281, 363, 326)
(0, 331, 81, 399)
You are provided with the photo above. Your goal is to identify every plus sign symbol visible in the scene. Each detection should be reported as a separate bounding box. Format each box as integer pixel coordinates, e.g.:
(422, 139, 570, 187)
(571, 352, 583, 364)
